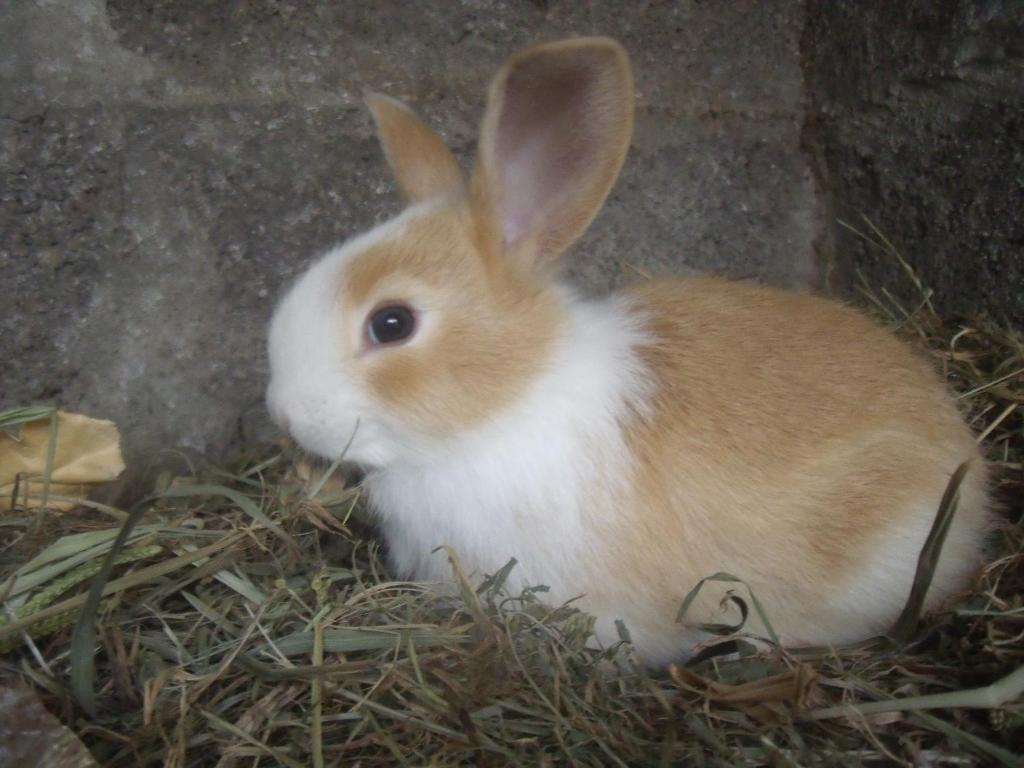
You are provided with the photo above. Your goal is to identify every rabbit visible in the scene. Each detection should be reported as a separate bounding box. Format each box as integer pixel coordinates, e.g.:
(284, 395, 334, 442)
(266, 37, 993, 665)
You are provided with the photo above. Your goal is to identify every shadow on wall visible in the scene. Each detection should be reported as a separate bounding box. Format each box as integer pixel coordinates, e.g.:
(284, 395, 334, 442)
(802, 0, 1024, 327)
(0, 0, 815, 472)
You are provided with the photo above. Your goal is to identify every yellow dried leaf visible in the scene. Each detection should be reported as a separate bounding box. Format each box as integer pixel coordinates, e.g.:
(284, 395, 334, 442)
(0, 411, 125, 511)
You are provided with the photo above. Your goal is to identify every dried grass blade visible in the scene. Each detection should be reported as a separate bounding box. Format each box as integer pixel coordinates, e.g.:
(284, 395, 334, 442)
(311, 620, 325, 768)
(28, 532, 240, 713)
(330, 686, 474, 745)
(201, 709, 308, 768)
(976, 402, 1019, 444)
(170, 542, 266, 605)
(158, 483, 284, 536)
(909, 710, 1024, 768)
(957, 365, 1024, 400)
(889, 461, 969, 643)
(805, 665, 1024, 720)
(15, 493, 129, 521)
(40, 408, 59, 511)
(676, 572, 781, 647)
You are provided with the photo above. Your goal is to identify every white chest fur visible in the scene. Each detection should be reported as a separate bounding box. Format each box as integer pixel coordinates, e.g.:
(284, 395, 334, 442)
(363, 293, 651, 604)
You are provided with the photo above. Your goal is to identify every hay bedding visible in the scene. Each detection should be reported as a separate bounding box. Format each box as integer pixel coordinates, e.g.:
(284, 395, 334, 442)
(1, 255, 1022, 766)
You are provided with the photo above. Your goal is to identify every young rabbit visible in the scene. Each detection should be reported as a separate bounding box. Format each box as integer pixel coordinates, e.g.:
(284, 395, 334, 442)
(266, 38, 992, 665)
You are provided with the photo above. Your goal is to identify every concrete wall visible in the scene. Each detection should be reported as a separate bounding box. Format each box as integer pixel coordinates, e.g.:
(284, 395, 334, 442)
(1, 1, 815, 469)
(803, 0, 1024, 326)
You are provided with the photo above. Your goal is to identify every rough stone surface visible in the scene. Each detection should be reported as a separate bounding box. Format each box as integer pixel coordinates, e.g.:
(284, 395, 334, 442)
(1, 0, 815, 469)
(802, 0, 1024, 325)
(0, 681, 99, 768)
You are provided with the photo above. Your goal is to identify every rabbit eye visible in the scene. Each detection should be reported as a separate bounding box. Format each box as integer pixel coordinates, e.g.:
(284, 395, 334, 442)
(366, 304, 417, 347)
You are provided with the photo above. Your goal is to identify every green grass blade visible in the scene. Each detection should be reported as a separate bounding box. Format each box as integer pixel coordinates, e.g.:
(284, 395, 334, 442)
(0, 405, 58, 431)
(69, 496, 156, 716)
(270, 627, 467, 656)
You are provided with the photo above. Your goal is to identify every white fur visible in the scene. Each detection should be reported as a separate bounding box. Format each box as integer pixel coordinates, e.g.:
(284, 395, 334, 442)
(829, 490, 985, 643)
(365, 290, 652, 600)
(268, 206, 668, 653)
(828, 508, 936, 640)
(267, 204, 438, 466)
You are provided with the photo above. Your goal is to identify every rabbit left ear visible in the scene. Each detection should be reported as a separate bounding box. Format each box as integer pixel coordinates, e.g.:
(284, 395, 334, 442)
(471, 38, 634, 269)
(366, 92, 466, 203)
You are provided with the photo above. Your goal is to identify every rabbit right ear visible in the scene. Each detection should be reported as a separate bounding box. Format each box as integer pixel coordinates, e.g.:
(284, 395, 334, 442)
(471, 38, 634, 270)
(366, 92, 465, 204)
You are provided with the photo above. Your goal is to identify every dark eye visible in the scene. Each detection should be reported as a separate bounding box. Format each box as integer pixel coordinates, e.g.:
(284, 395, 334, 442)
(366, 304, 417, 346)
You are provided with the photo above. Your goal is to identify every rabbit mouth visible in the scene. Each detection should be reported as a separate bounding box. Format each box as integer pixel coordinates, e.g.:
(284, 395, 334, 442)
(283, 408, 404, 472)
(285, 413, 362, 464)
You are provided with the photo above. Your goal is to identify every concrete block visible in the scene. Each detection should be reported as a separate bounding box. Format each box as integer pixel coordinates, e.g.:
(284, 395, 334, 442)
(1, 0, 816, 468)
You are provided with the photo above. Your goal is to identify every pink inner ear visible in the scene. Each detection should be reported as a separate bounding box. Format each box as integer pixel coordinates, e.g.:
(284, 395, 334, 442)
(501, 134, 549, 245)
(494, 64, 595, 248)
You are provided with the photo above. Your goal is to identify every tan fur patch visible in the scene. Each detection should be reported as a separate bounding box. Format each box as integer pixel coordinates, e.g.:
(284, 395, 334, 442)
(593, 277, 988, 642)
(366, 93, 465, 204)
(341, 204, 562, 437)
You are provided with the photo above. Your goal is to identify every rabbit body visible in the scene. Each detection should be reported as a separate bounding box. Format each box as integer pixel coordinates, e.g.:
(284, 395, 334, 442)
(266, 39, 992, 664)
